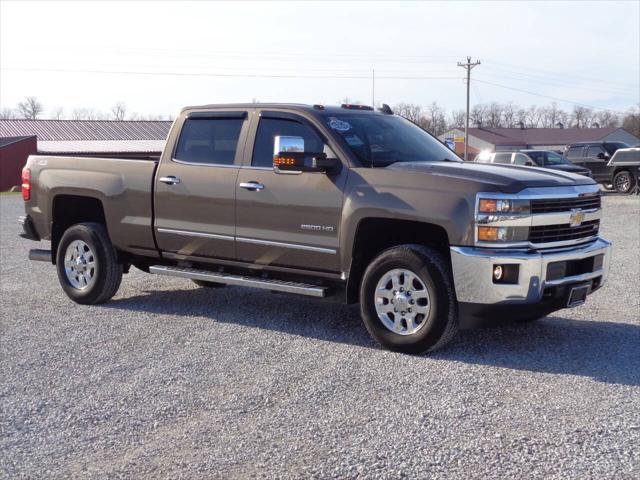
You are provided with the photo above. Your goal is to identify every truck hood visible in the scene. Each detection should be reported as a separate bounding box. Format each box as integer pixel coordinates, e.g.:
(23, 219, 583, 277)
(386, 161, 596, 193)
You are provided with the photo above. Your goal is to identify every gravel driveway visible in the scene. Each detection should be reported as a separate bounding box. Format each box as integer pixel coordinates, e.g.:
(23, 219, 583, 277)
(1, 193, 639, 479)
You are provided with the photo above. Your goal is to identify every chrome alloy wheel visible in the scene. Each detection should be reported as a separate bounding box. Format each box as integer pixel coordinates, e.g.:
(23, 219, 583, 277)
(64, 240, 96, 290)
(615, 172, 631, 192)
(374, 268, 431, 336)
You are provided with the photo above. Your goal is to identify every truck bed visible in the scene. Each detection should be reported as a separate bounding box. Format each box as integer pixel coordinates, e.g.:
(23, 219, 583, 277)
(24, 155, 159, 257)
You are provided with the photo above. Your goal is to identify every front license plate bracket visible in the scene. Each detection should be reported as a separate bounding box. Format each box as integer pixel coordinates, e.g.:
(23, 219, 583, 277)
(567, 283, 590, 308)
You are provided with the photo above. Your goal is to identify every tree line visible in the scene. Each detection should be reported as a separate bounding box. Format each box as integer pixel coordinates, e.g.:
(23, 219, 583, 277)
(0, 97, 172, 122)
(393, 101, 640, 138)
(1, 96, 638, 138)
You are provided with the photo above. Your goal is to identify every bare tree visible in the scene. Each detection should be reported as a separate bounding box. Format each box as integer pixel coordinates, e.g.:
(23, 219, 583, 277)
(526, 105, 543, 128)
(571, 106, 593, 128)
(502, 102, 517, 127)
(17, 96, 44, 119)
(72, 108, 106, 120)
(394, 103, 423, 122)
(470, 104, 487, 127)
(51, 107, 64, 120)
(0, 107, 16, 119)
(448, 110, 466, 129)
(621, 105, 640, 137)
(595, 110, 619, 128)
(484, 102, 502, 128)
(424, 102, 447, 136)
(111, 102, 127, 120)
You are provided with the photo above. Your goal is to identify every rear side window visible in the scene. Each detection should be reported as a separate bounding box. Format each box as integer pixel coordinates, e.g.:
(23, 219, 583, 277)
(513, 153, 530, 165)
(566, 145, 584, 159)
(252, 117, 325, 167)
(174, 117, 244, 165)
(493, 153, 512, 164)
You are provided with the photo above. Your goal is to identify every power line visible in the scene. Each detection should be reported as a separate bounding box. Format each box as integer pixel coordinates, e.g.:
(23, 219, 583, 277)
(0, 67, 462, 81)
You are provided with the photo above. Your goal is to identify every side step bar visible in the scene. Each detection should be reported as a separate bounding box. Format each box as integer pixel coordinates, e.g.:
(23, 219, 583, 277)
(29, 249, 52, 262)
(149, 265, 328, 298)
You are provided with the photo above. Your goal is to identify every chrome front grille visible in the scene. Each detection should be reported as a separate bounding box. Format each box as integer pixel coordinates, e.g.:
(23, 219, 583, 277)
(529, 220, 600, 244)
(530, 195, 601, 213)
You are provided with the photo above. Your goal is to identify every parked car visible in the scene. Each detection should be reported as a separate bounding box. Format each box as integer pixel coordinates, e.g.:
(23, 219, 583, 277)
(564, 141, 639, 193)
(18, 103, 611, 354)
(605, 146, 640, 193)
(476, 150, 591, 177)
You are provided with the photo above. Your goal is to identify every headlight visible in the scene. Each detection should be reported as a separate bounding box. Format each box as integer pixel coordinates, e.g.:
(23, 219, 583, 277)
(475, 195, 531, 245)
(478, 198, 529, 214)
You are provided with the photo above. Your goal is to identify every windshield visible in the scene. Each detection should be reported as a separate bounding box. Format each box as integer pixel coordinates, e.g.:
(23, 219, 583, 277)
(543, 151, 569, 165)
(603, 142, 628, 154)
(322, 113, 461, 166)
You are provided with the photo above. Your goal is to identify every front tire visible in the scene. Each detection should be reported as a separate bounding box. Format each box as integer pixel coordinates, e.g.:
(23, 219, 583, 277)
(613, 170, 634, 194)
(359, 245, 458, 354)
(56, 223, 123, 305)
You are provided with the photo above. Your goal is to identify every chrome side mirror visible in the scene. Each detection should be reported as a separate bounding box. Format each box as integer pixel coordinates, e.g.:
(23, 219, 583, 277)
(274, 136, 304, 155)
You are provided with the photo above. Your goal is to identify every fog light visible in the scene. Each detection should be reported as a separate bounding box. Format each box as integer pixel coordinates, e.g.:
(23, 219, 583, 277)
(493, 265, 503, 281)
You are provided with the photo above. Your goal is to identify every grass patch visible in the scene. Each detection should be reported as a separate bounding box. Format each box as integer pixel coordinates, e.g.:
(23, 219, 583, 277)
(0, 191, 21, 196)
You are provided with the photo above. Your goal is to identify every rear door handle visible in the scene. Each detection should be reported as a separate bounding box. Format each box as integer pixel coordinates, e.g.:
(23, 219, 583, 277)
(159, 176, 181, 185)
(239, 181, 264, 191)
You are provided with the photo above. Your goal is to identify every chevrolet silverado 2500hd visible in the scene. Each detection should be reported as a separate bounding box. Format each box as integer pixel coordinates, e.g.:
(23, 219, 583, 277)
(19, 103, 612, 353)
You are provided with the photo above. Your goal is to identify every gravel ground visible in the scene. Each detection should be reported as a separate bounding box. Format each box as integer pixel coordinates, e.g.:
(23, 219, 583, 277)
(1, 193, 639, 479)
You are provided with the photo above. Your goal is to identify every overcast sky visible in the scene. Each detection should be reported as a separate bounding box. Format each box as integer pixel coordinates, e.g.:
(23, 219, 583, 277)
(1, 1, 638, 119)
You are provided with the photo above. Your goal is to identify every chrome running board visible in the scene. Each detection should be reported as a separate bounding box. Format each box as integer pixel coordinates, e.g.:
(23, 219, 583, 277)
(149, 265, 328, 298)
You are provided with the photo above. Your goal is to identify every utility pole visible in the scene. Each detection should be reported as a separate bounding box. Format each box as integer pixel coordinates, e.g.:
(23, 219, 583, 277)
(457, 56, 480, 161)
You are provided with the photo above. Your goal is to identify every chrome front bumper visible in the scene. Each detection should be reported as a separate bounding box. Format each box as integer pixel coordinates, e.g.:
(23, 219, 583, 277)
(450, 237, 611, 305)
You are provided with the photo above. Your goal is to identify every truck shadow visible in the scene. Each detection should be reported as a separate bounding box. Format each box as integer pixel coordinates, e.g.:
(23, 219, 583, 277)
(106, 286, 640, 387)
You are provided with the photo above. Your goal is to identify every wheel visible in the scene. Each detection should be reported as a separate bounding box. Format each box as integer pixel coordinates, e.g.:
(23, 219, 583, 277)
(56, 223, 123, 305)
(359, 245, 458, 354)
(613, 170, 633, 194)
(192, 279, 225, 288)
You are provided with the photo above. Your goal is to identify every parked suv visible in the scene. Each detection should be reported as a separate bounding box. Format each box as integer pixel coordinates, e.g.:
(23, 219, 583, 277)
(477, 150, 591, 177)
(19, 103, 611, 354)
(564, 141, 634, 191)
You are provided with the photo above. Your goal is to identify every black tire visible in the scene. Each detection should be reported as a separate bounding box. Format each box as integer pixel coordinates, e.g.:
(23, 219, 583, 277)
(359, 245, 458, 354)
(192, 279, 225, 288)
(613, 170, 634, 194)
(56, 223, 123, 305)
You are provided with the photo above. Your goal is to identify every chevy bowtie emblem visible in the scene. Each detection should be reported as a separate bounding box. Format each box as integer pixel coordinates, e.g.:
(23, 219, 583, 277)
(569, 209, 585, 227)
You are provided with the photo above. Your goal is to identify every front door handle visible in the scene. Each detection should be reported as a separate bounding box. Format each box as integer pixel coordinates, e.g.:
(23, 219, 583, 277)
(239, 181, 265, 191)
(159, 176, 181, 185)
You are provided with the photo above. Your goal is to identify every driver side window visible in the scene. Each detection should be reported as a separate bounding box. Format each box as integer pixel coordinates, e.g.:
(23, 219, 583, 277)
(252, 118, 325, 168)
(587, 145, 606, 159)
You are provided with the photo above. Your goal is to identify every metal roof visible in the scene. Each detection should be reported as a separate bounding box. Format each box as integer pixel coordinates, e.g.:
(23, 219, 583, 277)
(37, 140, 166, 154)
(0, 119, 172, 141)
(463, 127, 621, 146)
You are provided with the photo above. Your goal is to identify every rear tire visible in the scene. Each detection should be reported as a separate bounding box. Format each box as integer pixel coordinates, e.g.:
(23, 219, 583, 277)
(192, 279, 225, 288)
(359, 245, 458, 354)
(56, 223, 123, 304)
(613, 170, 633, 194)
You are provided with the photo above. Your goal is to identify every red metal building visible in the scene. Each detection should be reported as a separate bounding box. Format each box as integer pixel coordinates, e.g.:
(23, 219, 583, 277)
(0, 136, 37, 191)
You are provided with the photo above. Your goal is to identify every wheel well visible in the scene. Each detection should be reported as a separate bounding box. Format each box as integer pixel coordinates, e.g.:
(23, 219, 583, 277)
(51, 195, 106, 262)
(346, 218, 450, 303)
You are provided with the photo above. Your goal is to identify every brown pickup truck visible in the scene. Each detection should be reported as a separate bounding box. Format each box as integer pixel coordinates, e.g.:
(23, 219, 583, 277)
(19, 103, 612, 353)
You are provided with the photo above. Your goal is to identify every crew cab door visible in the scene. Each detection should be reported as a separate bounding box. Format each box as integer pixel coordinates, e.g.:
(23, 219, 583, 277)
(234, 111, 347, 273)
(153, 110, 250, 260)
(584, 144, 610, 181)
